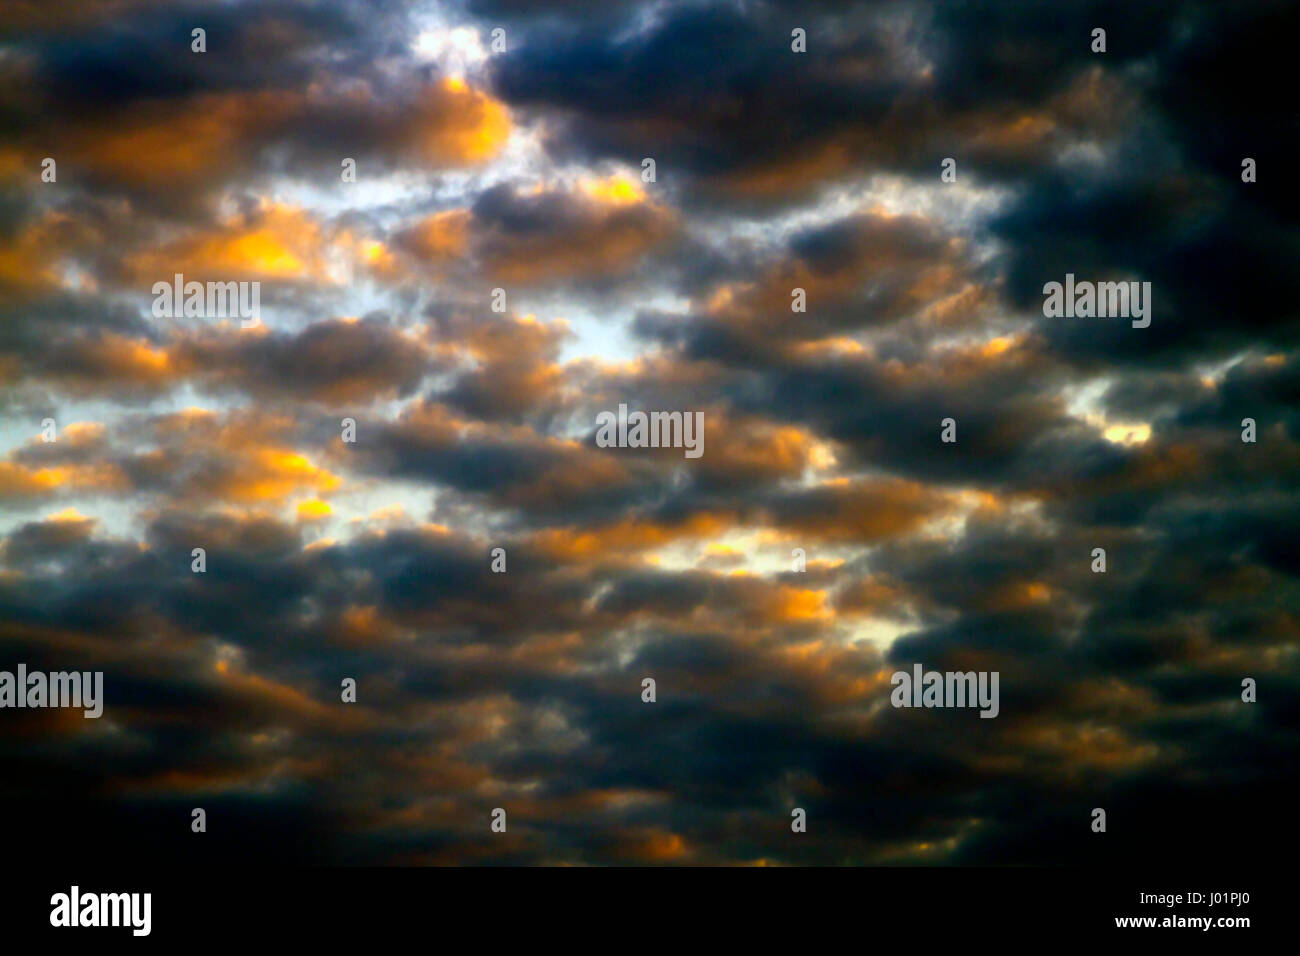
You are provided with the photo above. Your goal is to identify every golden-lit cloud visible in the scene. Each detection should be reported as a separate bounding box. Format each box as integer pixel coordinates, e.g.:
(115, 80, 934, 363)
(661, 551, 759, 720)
(532, 512, 734, 560)
(414, 78, 511, 164)
(65, 91, 298, 187)
(124, 201, 332, 283)
(0, 457, 127, 501)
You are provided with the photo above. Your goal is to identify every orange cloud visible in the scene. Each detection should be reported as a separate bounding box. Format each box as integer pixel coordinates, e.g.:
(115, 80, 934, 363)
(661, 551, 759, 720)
(0, 460, 126, 501)
(768, 476, 955, 543)
(133, 408, 342, 505)
(0, 210, 102, 294)
(400, 209, 471, 264)
(125, 201, 331, 283)
(66, 91, 298, 187)
(532, 512, 734, 560)
(415, 78, 511, 164)
(398, 181, 677, 284)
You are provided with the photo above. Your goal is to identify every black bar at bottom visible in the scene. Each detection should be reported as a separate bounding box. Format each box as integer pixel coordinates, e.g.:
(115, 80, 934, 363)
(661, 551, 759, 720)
(3, 866, 1272, 943)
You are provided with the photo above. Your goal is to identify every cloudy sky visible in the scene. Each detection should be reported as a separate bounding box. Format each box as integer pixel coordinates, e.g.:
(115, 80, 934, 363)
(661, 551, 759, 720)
(0, 0, 1295, 866)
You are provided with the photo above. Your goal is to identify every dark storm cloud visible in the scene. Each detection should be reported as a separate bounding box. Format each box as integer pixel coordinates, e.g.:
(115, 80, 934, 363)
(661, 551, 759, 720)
(0, 292, 155, 357)
(179, 317, 435, 404)
(356, 398, 667, 522)
(485, 1, 1171, 202)
(997, 164, 1300, 364)
(488, 0, 1298, 364)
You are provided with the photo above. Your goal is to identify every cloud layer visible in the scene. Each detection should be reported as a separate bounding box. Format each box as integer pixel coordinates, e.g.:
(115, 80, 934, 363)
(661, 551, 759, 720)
(0, 0, 1296, 865)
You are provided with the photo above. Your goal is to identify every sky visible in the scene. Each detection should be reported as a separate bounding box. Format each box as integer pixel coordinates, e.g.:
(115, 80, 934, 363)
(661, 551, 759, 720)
(0, 0, 1296, 866)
